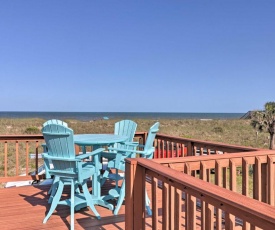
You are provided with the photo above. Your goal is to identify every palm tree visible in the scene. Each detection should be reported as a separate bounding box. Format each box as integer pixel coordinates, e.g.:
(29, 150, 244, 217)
(251, 102, 275, 149)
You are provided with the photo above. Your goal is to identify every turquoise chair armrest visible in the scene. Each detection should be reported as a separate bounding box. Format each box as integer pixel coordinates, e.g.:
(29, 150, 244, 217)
(138, 144, 145, 149)
(42, 153, 80, 162)
(76, 148, 104, 160)
(41, 143, 47, 152)
(108, 141, 138, 151)
(123, 141, 139, 146)
(107, 147, 143, 154)
(107, 146, 155, 156)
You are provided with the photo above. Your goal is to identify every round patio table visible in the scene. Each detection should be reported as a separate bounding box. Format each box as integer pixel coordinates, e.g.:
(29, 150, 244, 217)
(74, 134, 128, 211)
(74, 134, 128, 146)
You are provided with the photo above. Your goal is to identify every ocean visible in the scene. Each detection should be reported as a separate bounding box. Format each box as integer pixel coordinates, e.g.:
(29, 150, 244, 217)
(0, 112, 245, 121)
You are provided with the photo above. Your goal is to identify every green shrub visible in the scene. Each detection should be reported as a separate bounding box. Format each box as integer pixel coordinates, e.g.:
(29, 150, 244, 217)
(212, 127, 223, 133)
(25, 126, 40, 134)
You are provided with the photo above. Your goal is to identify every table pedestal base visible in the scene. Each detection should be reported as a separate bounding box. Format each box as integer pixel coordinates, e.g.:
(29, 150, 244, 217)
(75, 194, 114, 212)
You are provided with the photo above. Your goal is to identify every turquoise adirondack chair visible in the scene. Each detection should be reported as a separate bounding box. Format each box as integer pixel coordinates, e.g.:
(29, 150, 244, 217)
(42, 122, 104, 230)
(102, 122, 160, 215)
(101, 119, 137, 160)
(114, 120, 137, 149)
(42, 119, 70, 202)
(101, 120, 137, 186)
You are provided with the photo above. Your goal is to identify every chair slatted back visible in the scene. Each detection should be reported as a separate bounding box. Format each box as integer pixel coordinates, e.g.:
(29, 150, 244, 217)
(42, 123, 76, 175)
(43, 119, 68, 128)
(114, 120, 137, 149)
(143, 122, 160, 159)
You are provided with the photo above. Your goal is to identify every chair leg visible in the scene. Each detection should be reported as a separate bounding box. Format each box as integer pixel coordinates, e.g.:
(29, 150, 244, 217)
(145, 189, 152, 216)
(113, 180, 125, 215)
(70, 179, 75, 230)
(48, 176, 59, 203)
(100, 168, 110, 186)
(82, 181, 101, 219)
(115, 169, 119, 188)
(43, 180, 64, 223)
(74, 181, 80, 194)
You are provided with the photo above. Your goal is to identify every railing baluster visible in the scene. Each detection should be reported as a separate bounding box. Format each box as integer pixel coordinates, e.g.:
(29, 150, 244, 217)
(205, 202, 214, 229)
(242, 157, 250, 229)
(162, 181, 169, 230)
(215, 160, 223, 230)
(171, 141, 174, 158)
(16, 141, 19, 176)
(26, 141, 29, 175)
(242, 158, 249, 196)
(225, 159, 237, 229)
(175, 143, 179, 157)
(200, 162, 207, 230)
(152, 177, 158, 230)
(4, 142, 7, 177)
(35, 141, 39, 175)
(254, 157, 261, 201)
(181, 143, 185, 157)
(200, 147, 204, 156)
(156, 139, 161, 158)
(169, 185, 175, 229)
(174, 188, 181, 230)
(267, 155, 275, 206)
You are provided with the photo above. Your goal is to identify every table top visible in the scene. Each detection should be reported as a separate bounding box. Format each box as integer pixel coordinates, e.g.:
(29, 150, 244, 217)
(74, 134, 128, 146)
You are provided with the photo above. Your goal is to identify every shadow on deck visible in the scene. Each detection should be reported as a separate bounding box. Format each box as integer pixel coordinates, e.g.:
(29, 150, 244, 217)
(0, 181, 157, 230)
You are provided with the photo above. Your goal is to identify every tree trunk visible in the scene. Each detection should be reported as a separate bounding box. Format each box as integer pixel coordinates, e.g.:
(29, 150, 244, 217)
(269, 133, 274, 149)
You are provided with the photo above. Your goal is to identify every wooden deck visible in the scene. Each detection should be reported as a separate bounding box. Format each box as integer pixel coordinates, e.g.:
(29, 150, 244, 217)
(0, 181, 157, 230)
(0, 178, 240, 230)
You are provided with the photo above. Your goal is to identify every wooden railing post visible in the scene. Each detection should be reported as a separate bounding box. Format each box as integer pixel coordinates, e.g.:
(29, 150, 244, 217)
(125, 158, 137, 229)
(267, 155, 275, 205)
(125, 158, 146, 230)
(187, 141, 194, 156)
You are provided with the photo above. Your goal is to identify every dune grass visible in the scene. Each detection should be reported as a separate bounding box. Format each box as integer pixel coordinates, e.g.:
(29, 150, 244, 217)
(0, 118, 269, 149)
(0, 118, 265, 192)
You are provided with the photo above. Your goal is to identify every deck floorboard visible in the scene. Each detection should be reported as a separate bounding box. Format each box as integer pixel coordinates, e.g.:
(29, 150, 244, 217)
(0, 180, 213, 229)
(0, 181, 154, 230)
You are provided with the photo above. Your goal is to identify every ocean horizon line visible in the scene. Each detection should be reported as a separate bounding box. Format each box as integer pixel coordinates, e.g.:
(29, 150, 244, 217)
(0, 111, 246, 121)
(0, 111, 246, 114)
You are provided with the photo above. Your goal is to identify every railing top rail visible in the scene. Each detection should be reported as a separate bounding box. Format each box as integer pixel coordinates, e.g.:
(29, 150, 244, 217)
(0, 135, 44, 141)
(126, 157, 275, 228)
(0, 133, 260, 151)
(152, 150, 275, 164)
(155, 133, 260, 151)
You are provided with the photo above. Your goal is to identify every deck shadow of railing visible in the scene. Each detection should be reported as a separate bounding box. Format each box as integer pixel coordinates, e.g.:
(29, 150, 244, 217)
(18, 184, 49, 206)
(18, 184, 102, 229)
(77, 214, 125, 230)
(18, 184, 71, 228)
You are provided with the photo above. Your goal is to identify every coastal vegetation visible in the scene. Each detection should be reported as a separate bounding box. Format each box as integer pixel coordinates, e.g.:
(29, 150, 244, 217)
(0, 118, 267, 194)
(0, 117, 270, 149)
(251, 101, 275, 149)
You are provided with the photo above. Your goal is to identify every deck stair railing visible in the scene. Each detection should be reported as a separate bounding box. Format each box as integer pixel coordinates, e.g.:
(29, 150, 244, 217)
(125, 151, 275, 230)
(154, 150, 275, 203)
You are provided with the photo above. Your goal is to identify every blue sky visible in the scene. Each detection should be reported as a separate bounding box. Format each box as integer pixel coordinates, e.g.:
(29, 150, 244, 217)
(0, 1, 274, 113)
